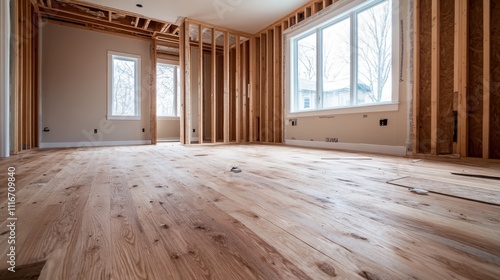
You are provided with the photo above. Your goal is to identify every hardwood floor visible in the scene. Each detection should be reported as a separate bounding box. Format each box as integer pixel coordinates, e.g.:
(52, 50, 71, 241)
(0, 143, 499, 279)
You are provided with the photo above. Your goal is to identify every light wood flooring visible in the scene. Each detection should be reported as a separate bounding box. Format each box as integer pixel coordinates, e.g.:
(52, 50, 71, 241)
(1, 143, 499, 279)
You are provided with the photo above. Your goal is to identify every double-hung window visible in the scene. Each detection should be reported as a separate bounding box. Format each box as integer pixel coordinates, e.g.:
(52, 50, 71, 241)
(107, 51, 141, 120)
(287, 0, 398, 115)
(156, 62, 180, 118)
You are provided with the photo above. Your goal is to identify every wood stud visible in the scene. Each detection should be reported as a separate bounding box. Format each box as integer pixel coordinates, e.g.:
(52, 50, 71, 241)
(211, 28, 217, 143)
(151, 38, 157, 145)
(223, 31, 230, 144)
(198, 24, 204, 144)
(235, 35, 241, 143)
(413, 0, 421, 155)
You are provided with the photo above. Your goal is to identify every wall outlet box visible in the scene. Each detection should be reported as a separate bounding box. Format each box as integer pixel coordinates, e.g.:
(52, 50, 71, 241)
(290, 119, 298, 126)
(380, 119, 388, 126)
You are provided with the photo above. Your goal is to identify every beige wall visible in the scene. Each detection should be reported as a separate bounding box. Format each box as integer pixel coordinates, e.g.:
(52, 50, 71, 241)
(40, 23, 152, 146)
(157, 119, 180, 140)
(284, 0, 412, 155)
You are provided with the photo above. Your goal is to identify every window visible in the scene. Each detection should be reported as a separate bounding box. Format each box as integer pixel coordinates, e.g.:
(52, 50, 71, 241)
(288, 0, 398, 115)
(303, 97, 311, 109)
(107, 51, 141, 120)
(156, 63, 180, 117)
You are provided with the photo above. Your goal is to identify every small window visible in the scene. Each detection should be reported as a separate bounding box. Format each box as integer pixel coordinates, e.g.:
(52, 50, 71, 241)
(107, 51, 141, 120)
(157, 63, 180, 118)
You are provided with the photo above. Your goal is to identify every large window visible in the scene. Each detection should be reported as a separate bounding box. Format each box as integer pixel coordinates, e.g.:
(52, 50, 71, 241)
(107, 51, 141, 120)
(288, 0, 397, 114)
(156, 62, 180, 117)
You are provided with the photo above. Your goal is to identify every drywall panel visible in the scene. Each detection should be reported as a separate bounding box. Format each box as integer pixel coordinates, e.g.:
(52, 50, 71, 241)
(418, 0, 432, 153)
(491, 0, 500, 159)
(437, 0, 455, 154)
(157, 119, 180, 140)
(41, 23, 151, 145)
(467, 0, 484, 158)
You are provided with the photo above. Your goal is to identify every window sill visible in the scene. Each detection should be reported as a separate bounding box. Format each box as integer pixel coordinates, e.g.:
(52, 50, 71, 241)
(107, 115, 141, 121)
(287, 102, 399, 118)
(158, 116, 180, 120)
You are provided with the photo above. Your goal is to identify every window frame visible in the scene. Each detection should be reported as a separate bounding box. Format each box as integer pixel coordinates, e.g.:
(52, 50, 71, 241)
(285, 0, 399, 117)
(107, 51, 141, 120)
(156, 59, 181, 120)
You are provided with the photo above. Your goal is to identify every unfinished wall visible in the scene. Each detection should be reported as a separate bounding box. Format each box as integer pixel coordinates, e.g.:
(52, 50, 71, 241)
(179, 21, 250, 145)
(468, 0, 484, 158)
(414, 0, 498, 159)
(491, 0, 500, 159)
(253, 25, 283, 144)
(437, 0, 455, 154)
(41, 23, 152, 147)
(11, 0, 39, 153)
(417, 0, 432, 154)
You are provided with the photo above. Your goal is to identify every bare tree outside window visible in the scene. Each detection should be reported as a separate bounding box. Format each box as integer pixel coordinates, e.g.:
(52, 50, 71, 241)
(112, 57, 137, 115)
(297, 33, 317, 110)
(323, 18, 351, 107)
(156, 63, 180, 117)
(357, 0, 392, 104)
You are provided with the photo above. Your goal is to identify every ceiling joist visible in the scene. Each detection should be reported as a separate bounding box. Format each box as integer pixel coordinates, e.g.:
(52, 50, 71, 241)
(33, 0, 179, 39)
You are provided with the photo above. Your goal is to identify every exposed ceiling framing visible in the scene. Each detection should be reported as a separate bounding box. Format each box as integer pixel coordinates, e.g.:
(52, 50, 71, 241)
(31, 0, 180, 42)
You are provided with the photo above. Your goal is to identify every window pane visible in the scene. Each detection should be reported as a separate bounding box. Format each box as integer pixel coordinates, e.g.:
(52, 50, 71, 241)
(357, 0, 392, 104)
(112, 57, 137, 116)
(297, 33, 317, 111)
(157, 63, 176, 116)
(176, 67, 181, 115)
(322, 18, 351, 108)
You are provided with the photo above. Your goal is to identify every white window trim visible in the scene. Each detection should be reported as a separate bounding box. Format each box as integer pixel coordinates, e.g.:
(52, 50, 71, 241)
(156, 59, 180, 120)
(284, 0, 399, 118)
(107, 51, 141, 120)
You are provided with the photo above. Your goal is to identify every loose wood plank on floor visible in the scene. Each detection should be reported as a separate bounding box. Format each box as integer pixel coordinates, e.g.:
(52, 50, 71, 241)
(387, 176, 500, 205)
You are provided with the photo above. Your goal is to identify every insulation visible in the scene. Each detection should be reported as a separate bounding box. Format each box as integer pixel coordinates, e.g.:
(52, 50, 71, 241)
(418, 0, 432, 153)
(467, 0, 484, 158)
(438, 0, 455, 154)
(491, 0, 500, 159)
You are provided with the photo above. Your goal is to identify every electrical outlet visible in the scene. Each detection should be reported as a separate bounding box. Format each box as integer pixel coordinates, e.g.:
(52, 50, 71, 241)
(193, 129, 195, 133)
(94, 129, 98, 134)
(379, 119, 388, 126)
(325, 137, 339, 142)
(290, 119, 298, 126)
(142, 128, 145, 132)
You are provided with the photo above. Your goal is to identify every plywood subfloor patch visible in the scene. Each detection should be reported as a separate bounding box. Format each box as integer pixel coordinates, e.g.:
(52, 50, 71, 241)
(387, 176, 500, 205)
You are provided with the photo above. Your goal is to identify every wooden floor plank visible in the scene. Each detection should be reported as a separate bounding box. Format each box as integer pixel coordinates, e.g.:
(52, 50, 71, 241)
(387, 176, 500, 205)
(0, 144, 499, 279)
